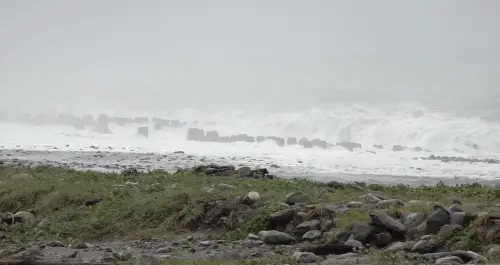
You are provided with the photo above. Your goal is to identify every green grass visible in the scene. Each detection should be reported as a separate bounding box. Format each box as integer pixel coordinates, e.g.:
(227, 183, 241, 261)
(1, 164, 500, 246)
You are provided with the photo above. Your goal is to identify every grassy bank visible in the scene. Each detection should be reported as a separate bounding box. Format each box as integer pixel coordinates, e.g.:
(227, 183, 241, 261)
(0, 165, 499, 241)
(2, 165, 500, 264)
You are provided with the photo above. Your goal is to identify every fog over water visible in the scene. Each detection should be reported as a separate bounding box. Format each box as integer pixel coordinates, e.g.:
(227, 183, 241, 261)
(1, 0, 499, 111)
(1, 1, 500, 180)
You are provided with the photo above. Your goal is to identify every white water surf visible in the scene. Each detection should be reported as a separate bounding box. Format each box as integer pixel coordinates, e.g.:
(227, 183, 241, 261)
(2, 102, 500, 180)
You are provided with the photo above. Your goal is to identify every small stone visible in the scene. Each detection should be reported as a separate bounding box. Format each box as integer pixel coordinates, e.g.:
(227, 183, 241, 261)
(248, 234, 259, 240)
(383, 242, 406, 253)
(114, 249, 133, 261)
(322, 231, 335, 240)
(296, 219, 321, 232)
(64, 251, 79, 259)
(201, 187, 214, 193)
(344, 239, 363, 249)
(292, 251, 322, 263)
(426, 207, 451, 235)
(155, 247, 173, 254)
(13, 211, 35, 222)
(361, 193, 382, 203)
(411, 240, 439, 254)
(70, 240, 88, 249)
(245, 191, 261, 203)
(199, 240, 212, 247)
(321, 219, 334, 232)
(285, 191, 310, 205)
(37, 218, 51, 229)
(302, 230, 322, 241)
(243, 239, 264, 248)
(420, 235, 434, 240)
(258, 230, 296, 245)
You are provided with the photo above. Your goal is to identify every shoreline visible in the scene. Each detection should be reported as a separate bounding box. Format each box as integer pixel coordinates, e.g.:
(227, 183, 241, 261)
(2, 148, 500, 187)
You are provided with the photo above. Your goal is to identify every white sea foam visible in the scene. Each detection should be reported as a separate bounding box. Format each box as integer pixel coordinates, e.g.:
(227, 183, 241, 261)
(2, 102, 500, 180)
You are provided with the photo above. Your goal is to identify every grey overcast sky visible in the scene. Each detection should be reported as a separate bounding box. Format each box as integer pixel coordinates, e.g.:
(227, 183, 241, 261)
(0, 0, 499, 111)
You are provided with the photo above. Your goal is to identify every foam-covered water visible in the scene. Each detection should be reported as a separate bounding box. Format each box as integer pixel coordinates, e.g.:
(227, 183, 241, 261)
(2, 102, 500, 180)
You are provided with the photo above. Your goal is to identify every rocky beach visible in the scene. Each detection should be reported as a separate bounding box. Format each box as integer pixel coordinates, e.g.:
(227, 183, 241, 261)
(2, 158, 500, 265)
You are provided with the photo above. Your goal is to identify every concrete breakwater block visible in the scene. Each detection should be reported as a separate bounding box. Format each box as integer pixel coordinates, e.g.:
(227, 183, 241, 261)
(184, 128, 336, 149)
(94, 114, 112, 134)
(137, 126, 149, 137)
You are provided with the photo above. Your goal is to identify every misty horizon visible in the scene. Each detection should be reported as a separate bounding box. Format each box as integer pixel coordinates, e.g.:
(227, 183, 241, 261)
(1, 0, 499, 112)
